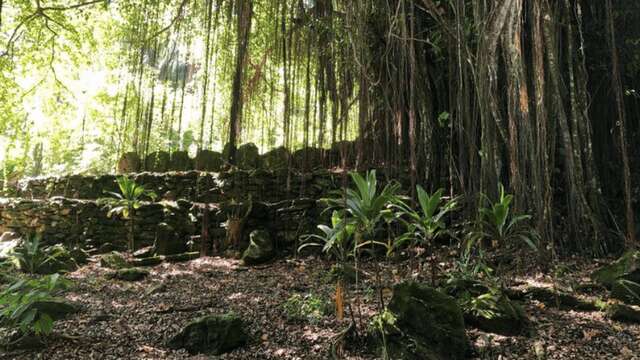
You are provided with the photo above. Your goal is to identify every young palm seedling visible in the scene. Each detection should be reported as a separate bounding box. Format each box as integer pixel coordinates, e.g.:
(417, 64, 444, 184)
(299, 210, 354, 320)
(102, 176, 157, 252)
(394, 186, 458, 285)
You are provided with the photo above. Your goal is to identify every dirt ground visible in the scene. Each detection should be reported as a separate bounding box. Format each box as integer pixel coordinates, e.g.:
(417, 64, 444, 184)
(1, 255, 639, 360)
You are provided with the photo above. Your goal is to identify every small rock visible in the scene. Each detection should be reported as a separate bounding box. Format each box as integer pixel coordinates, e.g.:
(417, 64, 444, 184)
(109, 267, 149, 281)
(100, 252, 131, 269)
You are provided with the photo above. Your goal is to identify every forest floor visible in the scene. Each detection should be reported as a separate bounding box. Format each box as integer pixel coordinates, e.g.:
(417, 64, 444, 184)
(1, 254, 639, 360)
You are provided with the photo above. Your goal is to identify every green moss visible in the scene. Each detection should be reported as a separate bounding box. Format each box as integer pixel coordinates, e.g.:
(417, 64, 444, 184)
(385, 282, 468, 360)
(167, 313, 247, 355)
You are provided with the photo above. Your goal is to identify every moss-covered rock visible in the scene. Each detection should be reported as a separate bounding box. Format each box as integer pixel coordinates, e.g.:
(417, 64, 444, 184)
(100, 252, 131, 269)
(223, 143, 261, 169)
(154, 223, 187, 256)
(117, 152, 141, 174)
(129, 256, 164, 267)
(167, 313, 247, 355)
(241, 230, 274, 266)
(383, 282, 468, 360)
(110, 267, 149, 281)
(169, 151, 193, 171)
(260, 146, 290, 169)
(27, 299, 81, 320)
(194, 150, 223, 172)
(606, 303, 640, 323)
(165, 252, 200, 263)
(592, 251, 640, 288)
(611, 280, 640, 305)
(145, 151, 171, 172)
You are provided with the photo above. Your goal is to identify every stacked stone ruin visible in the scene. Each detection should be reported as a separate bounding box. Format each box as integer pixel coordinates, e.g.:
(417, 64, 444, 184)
(0, 145, 408, 255)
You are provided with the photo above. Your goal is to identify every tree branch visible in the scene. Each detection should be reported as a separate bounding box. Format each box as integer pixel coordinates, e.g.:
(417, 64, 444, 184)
(145, 0, 190, 42)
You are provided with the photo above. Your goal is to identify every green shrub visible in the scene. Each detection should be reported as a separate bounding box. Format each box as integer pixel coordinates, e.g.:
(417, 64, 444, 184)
(281, 293, 330, 324)
(0, 274, 70, 335)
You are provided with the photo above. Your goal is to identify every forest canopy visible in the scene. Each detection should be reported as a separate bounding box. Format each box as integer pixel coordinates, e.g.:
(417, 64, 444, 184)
(1, 0, 639, 254)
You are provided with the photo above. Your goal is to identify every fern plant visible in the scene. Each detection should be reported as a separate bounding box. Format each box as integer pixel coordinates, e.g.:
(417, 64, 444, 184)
(0, 273, 70, 336)
(102, 176, 157, 252)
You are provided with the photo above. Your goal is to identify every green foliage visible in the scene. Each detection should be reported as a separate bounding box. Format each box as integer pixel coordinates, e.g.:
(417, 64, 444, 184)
(10, 235, 70, 275)
(470, 184, 539, 252)
(0, 274, 70, 336)
(103, 176, 157, 219)
(281, 293, 330, 324)
(370, 308, 398, 360)
(100, 176, 157, 251)
(299, 210, 355, 263)
(394, 187, 458, 253)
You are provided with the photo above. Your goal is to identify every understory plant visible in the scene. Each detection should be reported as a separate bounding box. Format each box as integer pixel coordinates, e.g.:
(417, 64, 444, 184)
(299, 210, 354, 320)
(282, 293, 330, 325)
(302, 170, 400, 326)
(101, 176, 157, 252)
(394, 186, 458, 284)
(0, 273, 70, 336)
(10, 235, 73, 275)
(472, 184, 539, 252)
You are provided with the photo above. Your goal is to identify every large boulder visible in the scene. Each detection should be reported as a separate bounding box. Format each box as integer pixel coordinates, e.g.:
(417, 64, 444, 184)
(117, 152, 141, 174)
(145, 151, 170, 172)
(167, 313, 247, 355)
(194, 150, 223, 172)
(129, 256, 164, 267)
(383, 282, 468, 360)
(606, 303, 640, 323)
(241, 230, 274, 266)
(154, 223, 187, 256)
(592, 251, 640, 305)
(165, 252, 200, 263)
(224, 143, 260, 169)
(169, 151, 193, 171)
(27, 299, 81, 320)
(612, 280, 640, 305)
(292, 147, 324, 170)
(592, 251, 640, 288)
(260, 146, 290, 169)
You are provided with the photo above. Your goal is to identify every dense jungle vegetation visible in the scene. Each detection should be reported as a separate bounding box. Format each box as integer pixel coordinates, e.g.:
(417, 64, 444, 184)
(0, 1, 639, 359)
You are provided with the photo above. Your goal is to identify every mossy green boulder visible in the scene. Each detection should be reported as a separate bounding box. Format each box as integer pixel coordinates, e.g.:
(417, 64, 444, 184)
(129, 256, 164, 267)
(591, 251, 640, 288)
(383, 282, 468, 360)
(100, 252, 130, 269)
(241, 230, 274, 266)
(606, 303, 640, 323)
(27, 299, 81, 320)
(167, 313, 247, 355)
(611, 280, 640, 305)
(110, 267, 149, 281)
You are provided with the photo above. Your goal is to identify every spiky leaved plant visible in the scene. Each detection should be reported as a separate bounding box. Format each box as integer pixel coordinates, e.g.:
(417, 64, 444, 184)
(104, 176, 157, 252)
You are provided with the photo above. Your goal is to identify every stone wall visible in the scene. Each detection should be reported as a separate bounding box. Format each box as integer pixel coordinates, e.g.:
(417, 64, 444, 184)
(0, 197, 194, 249)
(0, 168, 408, 252)
(9, 169, 347, 203)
